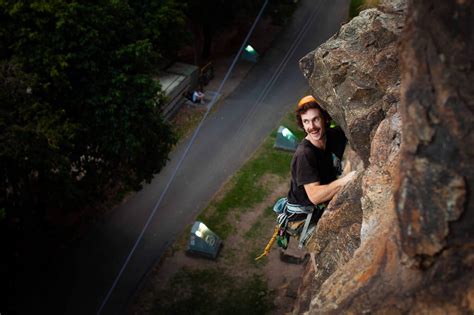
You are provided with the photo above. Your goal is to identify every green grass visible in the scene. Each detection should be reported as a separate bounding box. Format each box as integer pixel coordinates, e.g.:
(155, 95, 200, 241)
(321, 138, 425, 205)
(145, 110, 303, 315)
(245, 216, 268, 241)
(152, 268, 273, 315)
(198, 111, 302, 239)
(244, 206, 274, 241)
(281, 110, 305, 140)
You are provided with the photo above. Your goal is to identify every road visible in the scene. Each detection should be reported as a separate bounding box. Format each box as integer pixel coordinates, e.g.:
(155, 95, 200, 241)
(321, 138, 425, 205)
(19, 0, 350, 314)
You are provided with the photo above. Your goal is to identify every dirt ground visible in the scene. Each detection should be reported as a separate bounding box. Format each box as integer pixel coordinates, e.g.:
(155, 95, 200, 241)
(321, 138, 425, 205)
(130, 12, 308, 314)
(130, 176, 310, 315)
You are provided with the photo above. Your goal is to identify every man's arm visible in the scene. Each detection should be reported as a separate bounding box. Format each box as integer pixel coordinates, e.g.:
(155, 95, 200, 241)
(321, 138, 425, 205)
(304, 171, 356, 205)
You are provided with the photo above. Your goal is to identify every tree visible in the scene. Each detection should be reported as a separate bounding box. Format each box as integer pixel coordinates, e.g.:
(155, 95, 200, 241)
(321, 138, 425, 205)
(178, 0, 296, 63)
(177, 0, 234, 61)
(129, 0, 187, 60)
(0, 0, 183, 231)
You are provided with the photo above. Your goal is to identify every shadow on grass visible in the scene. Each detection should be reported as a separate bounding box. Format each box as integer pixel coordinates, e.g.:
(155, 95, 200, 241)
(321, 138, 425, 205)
(152, 268, 274, 315)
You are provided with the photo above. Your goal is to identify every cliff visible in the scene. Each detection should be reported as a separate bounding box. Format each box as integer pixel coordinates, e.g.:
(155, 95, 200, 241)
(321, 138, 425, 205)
(293, 0, 474, 313)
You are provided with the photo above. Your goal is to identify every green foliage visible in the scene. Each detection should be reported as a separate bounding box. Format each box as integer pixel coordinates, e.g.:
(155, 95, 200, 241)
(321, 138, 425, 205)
(349, 0, 380, 18)
(129, 0, 187, 59)
(177, 0, 235, 60)
(153, 268, 273, 315)
(267, 0, 298, 26)
(177, 0, 297, 61)
(349, 0, 364, 18)
(0, 1, 185, 228)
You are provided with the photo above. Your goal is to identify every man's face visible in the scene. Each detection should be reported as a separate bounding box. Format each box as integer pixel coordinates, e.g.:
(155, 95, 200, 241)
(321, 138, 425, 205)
(301, 108, 326, 142)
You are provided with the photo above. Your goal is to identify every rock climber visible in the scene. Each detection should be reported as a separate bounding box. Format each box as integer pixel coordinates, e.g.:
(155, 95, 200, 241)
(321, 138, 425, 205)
(286, 95, 356, 221)
(257, 95, 357, 259)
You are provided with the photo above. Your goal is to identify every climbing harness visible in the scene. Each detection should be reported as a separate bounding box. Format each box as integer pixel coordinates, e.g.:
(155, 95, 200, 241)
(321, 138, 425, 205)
(274, 197, 325, 248)
(255, 198, 326, 260)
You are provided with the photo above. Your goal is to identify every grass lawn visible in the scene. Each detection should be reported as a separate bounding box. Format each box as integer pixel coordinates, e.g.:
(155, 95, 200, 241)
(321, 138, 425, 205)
(131, 109, 306, 315)
(197, 111, 304, 239)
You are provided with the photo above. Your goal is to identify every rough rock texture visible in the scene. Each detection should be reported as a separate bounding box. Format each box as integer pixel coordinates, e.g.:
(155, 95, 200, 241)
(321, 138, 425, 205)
(396, 0, 474, 311)
(299, 3, 404, 166)
(293, 0, 474, 313)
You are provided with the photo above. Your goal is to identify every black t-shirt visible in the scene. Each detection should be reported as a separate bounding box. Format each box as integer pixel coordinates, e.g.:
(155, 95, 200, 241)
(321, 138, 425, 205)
(287, 127, 346, 206)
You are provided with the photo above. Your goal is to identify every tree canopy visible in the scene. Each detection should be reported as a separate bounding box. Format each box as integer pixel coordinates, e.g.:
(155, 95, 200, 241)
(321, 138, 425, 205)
(0, 0, 186, 228)
(0, 0, 300, 238)
(177, 0, 296, 62)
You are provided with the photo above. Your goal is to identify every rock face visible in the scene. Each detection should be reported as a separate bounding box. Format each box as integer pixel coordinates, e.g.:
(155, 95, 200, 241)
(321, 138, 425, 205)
(293, 0, 474, 313)
(299, 2, 403, 166)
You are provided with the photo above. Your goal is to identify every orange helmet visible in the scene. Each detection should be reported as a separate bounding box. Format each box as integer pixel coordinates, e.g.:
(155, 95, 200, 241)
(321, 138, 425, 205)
(297, 95, 318, 108)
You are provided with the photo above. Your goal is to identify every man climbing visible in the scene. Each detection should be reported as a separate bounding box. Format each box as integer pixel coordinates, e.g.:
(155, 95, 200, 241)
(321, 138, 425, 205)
(287, 95, 356, 213)
(256, 95, 356, 260)
(279, 95, 356, 250)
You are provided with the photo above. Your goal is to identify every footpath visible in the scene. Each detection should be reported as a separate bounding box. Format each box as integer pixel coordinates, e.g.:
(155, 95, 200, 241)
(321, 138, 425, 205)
(130, 15, 309, 315)
(171, 17, 282, 136)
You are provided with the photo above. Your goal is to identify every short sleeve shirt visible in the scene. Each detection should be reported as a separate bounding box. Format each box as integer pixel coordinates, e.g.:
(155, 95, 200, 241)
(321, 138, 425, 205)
(287, 127, 346, 206)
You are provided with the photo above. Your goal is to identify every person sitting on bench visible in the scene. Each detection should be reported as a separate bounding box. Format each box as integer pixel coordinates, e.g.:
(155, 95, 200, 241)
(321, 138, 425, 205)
(192, 89, 205, 104)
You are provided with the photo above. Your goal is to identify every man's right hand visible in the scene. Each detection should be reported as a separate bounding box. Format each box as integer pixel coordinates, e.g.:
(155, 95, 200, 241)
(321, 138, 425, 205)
(304, 170, 357, 205)
(341, 171, 357, 185)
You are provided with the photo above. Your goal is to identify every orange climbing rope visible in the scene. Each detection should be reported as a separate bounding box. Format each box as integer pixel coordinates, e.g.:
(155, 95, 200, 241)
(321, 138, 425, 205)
(255, 225, 279, 261)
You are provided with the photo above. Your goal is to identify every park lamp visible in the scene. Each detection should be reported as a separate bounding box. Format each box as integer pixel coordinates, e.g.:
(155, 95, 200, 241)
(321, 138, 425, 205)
(274, 125, 298, 152)
(245, 45, 256, 54)
(187, 221, 222, 259)
(242, 44, 259, 62)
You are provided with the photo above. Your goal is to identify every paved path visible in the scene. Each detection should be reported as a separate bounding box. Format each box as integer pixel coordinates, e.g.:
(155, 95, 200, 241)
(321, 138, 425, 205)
(26, 1, 350, 314)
